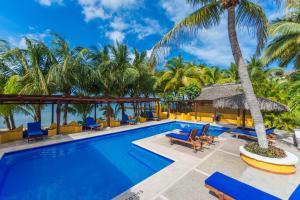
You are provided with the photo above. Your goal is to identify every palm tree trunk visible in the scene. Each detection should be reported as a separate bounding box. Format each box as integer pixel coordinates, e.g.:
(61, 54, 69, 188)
(9, 114, 16, 129)
(4, 115, 11, 130)
(227, 6, 268, 148)
(34, 105, 41, 122)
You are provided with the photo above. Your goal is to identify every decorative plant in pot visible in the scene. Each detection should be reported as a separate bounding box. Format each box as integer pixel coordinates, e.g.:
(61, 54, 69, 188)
(240, 141, 299, 174)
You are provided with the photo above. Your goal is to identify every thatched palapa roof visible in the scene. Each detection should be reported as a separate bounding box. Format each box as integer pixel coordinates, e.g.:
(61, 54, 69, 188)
(213, 94, 290, 112)
(195, 83, 289, 112)
(195, 83, 243, 100)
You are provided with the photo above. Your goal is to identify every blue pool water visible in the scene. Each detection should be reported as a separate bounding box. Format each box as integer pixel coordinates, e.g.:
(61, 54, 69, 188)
(0, 122, 228, 200)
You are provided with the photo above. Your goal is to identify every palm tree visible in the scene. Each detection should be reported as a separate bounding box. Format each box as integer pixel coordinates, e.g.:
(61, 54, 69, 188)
(2, 38, 55, 121)
(224, 62, 239, 82)
(158, 55, 203, 99)
(204, 66, 222, 85)
(263, 2, 300, 68)
(48, 34, 89, 125)
(151, 0, 270, 148)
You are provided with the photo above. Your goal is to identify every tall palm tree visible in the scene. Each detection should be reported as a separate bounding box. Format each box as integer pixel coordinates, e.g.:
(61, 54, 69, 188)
(263, 2, 300, 68)
(151, 0, 270, 148)
(48, 34, 89, 125)
(3, 38, 55, 121)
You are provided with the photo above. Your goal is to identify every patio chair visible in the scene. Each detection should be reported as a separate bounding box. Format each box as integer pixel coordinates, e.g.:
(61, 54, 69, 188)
(196, 124, 214, 143)
(205, 171, 280, 200)
(166, 129, 202, 152)
(146, 111, 160, 121)
(205, 171, 300, 200)
(86, 117, 101, 130)
(231, 127, 276, 143)
(27, 122, 47, 142)
(122, 114, 137, 125)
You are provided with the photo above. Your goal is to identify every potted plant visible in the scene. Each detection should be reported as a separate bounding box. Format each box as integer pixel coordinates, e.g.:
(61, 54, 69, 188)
(240, 142, 299, 174)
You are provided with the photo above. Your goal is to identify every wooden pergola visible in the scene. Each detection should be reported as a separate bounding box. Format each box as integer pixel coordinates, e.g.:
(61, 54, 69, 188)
(0, 95, 160, 134)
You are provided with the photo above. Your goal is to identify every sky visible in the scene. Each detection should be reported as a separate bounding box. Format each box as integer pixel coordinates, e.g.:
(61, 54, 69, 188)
(0, 0, 283, 69)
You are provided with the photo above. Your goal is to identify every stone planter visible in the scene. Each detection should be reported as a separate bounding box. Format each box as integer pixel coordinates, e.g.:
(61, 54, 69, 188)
(240, 145, 299, 175)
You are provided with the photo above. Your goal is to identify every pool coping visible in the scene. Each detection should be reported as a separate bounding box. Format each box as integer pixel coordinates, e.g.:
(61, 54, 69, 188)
(0, 119, 175, 159)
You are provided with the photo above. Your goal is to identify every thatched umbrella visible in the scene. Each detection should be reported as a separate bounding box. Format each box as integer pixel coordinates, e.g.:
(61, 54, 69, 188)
(213, 94, 290, 127)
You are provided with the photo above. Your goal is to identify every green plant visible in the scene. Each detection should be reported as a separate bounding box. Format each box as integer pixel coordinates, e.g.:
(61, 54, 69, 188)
(245, 142, 286, 158)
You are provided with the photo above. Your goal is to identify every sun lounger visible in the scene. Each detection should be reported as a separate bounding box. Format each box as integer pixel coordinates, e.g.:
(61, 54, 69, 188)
(86, 117, 101, 130)
(166, 129, 202, 152)
(196, 124, 215, 143)
(205, 172, 281, 200)
(231, 127, 276, 143)
(205, 171, 300, 200)
(27, 122, 47, 142)
(146, 111, 160, 120)
(122, 114, 137, 124)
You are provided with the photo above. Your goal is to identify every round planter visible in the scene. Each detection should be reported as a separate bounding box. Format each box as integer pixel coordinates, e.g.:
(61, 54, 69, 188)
(239, 146, 299, 175)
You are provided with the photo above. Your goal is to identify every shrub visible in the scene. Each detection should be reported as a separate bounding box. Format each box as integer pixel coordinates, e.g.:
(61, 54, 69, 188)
(244, 142, 287, 158)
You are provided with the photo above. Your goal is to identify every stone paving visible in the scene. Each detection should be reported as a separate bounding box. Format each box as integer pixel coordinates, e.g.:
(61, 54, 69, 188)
(147, 132, 300, 200)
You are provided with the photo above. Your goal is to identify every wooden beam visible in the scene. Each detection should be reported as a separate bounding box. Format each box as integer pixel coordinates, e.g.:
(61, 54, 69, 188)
(94, 104, 97, 120)
(107, 102, 111, 127)
(51, 103, 54, 124)
(242, 110, 246, 128)
(157, 100, 160, 120)
(56, 100, 61, 135)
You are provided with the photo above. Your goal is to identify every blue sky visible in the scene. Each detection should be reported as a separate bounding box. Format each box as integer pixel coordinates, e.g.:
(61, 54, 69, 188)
(0, 0, 282, 68)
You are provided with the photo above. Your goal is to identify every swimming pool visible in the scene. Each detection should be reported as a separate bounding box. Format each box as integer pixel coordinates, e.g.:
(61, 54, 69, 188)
(0, 122, 228, 200)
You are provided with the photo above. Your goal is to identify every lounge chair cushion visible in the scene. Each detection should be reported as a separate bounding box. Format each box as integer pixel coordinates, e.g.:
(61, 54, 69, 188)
(289, 185, 300, 200)
(205, 172, 280, 200)
(237, 127, 275, 135)
(126, 119, 137, 123)
(28, 130, 44, 137)
(166, 133, 189, 141)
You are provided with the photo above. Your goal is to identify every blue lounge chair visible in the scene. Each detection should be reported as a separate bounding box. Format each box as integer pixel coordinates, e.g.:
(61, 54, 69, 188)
(231, 127, 276, 143)
(27, 122, 47, 142)
(146, 111, 160, 120)
(122, 114, 137, 124)
(196, 124, 215, 143)
(86, 117, 101, 130)
(205, 171, 300, 200)
(166, 128, 202, 152)
(205, 172, 279, 200)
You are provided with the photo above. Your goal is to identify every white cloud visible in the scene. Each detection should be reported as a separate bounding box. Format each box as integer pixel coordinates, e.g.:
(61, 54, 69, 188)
(7, 29, 52, 49)
(78, 0, 138, 22)
(181, 19, 256, 66)
(106, 17, 164, 42)
(82, 5, 108, 22)
(105, 31, 125, 43)
(36, 0, 63, 6)
(110, 17, 128, 31)
(100, 0, 137, 11)
(131, 18, 164, 40)
(160, 0, 194, 23)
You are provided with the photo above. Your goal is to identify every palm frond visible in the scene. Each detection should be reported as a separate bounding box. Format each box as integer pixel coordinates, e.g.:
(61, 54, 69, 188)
(236, 0, 269, 54)
(151, 1, 223, 63)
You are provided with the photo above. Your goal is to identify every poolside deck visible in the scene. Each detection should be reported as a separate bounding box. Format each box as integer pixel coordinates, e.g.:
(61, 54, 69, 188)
(0, 120, 299, 200)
